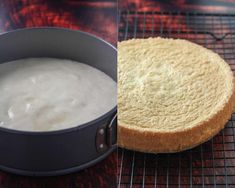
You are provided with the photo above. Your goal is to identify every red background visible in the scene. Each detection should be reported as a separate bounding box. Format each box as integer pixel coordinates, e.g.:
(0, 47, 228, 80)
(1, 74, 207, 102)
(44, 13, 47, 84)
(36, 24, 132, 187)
(119, 0, 235, 13)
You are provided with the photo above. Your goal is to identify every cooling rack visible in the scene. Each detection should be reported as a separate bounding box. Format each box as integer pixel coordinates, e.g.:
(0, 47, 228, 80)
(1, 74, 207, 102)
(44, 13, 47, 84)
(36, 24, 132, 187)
(118, 11, 235, 188)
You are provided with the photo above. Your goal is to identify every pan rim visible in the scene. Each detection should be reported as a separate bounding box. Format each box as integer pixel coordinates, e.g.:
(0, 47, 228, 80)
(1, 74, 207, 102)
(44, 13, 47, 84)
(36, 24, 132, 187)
(0, 27, 117, 135)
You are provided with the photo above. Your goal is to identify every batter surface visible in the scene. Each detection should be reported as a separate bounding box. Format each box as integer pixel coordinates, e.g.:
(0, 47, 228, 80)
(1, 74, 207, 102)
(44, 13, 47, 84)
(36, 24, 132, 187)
(0, 58, 116, 131)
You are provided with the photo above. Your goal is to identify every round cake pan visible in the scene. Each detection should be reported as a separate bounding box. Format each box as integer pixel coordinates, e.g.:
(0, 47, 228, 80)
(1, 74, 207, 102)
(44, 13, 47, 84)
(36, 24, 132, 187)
(0, 27, 117, 176)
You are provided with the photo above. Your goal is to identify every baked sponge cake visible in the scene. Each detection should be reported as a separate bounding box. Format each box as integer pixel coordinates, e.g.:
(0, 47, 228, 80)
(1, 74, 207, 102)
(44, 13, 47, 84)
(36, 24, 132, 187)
(118, 37, 235, 153)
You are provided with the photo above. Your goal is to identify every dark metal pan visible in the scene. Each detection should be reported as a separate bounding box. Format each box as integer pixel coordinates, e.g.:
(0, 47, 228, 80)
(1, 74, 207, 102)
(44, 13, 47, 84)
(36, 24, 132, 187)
(0, 27, 117, 176)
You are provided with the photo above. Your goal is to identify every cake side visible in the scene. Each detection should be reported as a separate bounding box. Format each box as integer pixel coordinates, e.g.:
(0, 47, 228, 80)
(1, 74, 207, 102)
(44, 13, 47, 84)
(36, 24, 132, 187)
(118, 84, 234, 153)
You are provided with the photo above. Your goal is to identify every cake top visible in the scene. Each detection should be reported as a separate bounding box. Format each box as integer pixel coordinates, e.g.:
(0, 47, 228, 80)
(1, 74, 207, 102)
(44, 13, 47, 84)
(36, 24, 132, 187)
(118, 37, 234, 132)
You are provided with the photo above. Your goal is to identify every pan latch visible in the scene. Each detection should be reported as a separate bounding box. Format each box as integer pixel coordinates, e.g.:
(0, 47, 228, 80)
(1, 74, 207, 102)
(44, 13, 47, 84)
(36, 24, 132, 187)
(96, 114, 117, 153)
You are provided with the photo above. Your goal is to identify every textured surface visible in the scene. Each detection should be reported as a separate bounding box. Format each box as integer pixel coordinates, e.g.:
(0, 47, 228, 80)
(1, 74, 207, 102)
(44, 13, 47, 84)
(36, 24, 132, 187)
(118, 37, 234, 152)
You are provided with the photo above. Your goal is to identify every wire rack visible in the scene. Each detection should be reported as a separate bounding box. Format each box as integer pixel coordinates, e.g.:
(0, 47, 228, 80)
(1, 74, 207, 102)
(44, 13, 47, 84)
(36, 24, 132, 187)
(118, 11, 235, 188)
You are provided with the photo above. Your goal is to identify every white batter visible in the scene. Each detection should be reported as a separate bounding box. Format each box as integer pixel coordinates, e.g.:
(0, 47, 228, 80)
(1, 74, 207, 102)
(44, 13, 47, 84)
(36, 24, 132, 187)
(0, 58, 116, 131)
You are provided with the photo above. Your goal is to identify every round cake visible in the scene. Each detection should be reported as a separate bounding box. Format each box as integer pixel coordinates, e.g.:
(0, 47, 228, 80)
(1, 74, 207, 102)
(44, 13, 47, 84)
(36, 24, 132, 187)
(118, 37, 235, 153)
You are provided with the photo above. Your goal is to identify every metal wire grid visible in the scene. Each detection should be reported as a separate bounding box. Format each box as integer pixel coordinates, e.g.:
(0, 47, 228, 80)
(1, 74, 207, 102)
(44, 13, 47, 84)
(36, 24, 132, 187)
(118, 11, 235, 188)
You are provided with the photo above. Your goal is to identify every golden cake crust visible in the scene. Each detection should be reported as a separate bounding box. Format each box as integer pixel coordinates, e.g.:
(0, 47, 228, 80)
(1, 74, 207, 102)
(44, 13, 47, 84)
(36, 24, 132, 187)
(118, 38, 235, 153)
